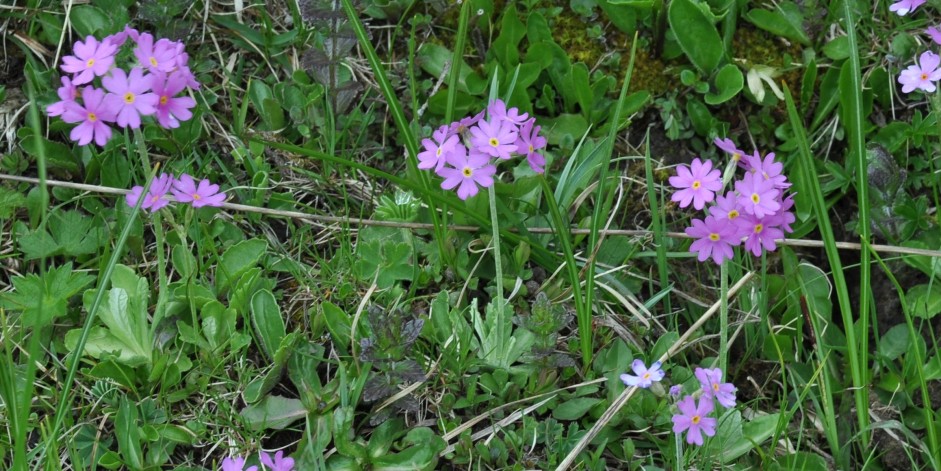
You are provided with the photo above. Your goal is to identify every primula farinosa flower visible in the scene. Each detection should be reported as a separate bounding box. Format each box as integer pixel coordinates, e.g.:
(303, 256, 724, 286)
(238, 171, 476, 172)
(103, 67, 159, 129)
(669, 158, 722, 210)
(61, 87, 117, 146)
(928, 27, 941, 46)
(669, 385, 682, 398)
(744, 151, 790, 189)
(516, 119, 547, 174)
(134, 32, 184, 72)
(172, 174, 227, 208)
(46, 76, 80, 117)
(735, 172, 780, 218)
(672, 395, 717, 446)
(488, 99, 529, 124)
(695, 367, 737, 409)
(151, 71, 197, 129)
(221, 456, 258, 471)
(620, 360, 665, 388)
(418, 125, 460, 171)
(448, 110, 484, 135)
(260, 451, 295, 471)
(470, 118, 519, 160)
(60, 35, 118, 85)
(713, 137, 746, 167)
(899, 51, 941, 94)
(735, 214, 785, 257)
(766, 194, 796, 233)
(889, 0, 925, 15)
(173, 53, 201, 89)
(708, 191, 743, 223)
(126, 173, 175, 212)
(438, 151, 497, 200)
(686, 216, 739, 265)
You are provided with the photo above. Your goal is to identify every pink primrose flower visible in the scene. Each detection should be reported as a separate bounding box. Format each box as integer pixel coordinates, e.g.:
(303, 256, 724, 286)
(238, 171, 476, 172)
(448, 110, 484, 135)
(259, 451, 295, 471)
(516, 119, 547, 173)
(743, 151, 790, 189)
(221, 456, 258, 471)
(708, 191, 744, 223)
(60, 35, 118, 85)
(672, 395, 717, 446)
(685, 216, 739, 265)
(470, 118, 518, 160)
(135, 32, 184, 73)
(620, 360, 665, 388)
(695, 367, 737, 408)
(172, 174, 226, 208)
(46, 76, 80, 117)
(899, 51, 941, 94)
(151, 70, 197, 129)
(61, 87, 117, 146)
(437, 151, 496, 200)
(713, 137, 747, 169)
(669, 158, 722, 210)
(418, 125, 460, 171)
(889, 0, 925, 15)
(126, 173, 175, 212)
(928, 27, 941, 45)
(735, 172, 780, 218)
(102, 67, 159, 129)
(488, 99, 529, 124)
(735, 214, 785, 256)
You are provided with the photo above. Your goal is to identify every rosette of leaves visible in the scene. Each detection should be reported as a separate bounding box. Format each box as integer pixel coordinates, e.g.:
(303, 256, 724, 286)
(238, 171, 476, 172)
(359, 305, 426, 425)
(866, 144, 930, 242)
(513, 292, 575, 369)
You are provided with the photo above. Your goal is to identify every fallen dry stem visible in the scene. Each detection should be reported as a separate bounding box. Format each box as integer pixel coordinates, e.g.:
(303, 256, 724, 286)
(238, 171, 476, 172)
(4, 174, 940, 259)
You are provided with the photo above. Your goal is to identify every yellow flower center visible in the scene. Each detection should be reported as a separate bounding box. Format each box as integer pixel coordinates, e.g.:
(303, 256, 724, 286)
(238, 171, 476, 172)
(87, 112, 97, 122)
(192, 193, 201, 200)
(754, 224, 764, 234)
(489, 138, 499, 148)
(921, 73, 929, 80)
(86, 58, 95, 67)
(642, 372, 651, 379)
(713, 383, 720, 392)
(691, 180, 701, 190)
(751, 193, 760, 204)
(436, 148, 442, 156)
(728, 210, 740, 220)
(709, 233, 720, 242)
(462, 167, 473, 177)
(732, 152, 741, 161)
(160, 95, 168, 105)
(123, 92, 136, 104)
(528, 144, 534, 153)
(150, 57, 159, 67)
(691, 415, 701, 425)
(151, 195, 160, 203)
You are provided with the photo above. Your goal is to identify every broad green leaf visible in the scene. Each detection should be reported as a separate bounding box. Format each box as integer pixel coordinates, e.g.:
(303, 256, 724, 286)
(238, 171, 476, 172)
(65, 327, 150, 367)
(322, 302, 353, 355)
(720, 412, 780, 462)
(250, 289, 287, 360)
(367, 418, 406, 458)
(822, 36, 851, 60)
(908, 284, 941, 319)
(0, 185, 26, 218)
(668, 0, 723, 75)
(552, 397, 601, 420)
(705, 64, 743, 105)
(115, 398, 143, 470)
(17, 210, 105, 259)
(743, 2, 811, 46)
(217, 238, 268, 294)
(0, 263, 93, 327)
(878, 324, 910, 361)
(240, 395, 307, 430)
(244, 332, 300, 403)
(770, 452, 829, 471)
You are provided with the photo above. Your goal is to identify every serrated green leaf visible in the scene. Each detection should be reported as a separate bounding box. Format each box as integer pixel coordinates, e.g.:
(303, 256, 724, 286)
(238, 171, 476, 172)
(0, 263, 93, 327)
(17, 210, 104, 259)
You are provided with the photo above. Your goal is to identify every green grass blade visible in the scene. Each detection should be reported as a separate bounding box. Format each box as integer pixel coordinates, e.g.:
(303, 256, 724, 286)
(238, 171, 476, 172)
(840, 0, 872, 448)
(444, 0, 471, 123)
(339, 0, 450, 264)
(642, 129, 671, 319)
(785, 83, 865, 464)
(582, 37, 638, 368)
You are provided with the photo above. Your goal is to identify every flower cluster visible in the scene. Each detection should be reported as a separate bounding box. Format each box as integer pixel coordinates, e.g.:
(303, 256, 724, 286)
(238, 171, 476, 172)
(47, 25, 199, 147)
(618, 360, 737, 446)
(418, 99, 546, 200)
(127, 173, 225, 212)
(671, 367, 737, 446)
(669, 138, 795, 265)
(221, 450, 294, 471)
(891, 1, 941, 93)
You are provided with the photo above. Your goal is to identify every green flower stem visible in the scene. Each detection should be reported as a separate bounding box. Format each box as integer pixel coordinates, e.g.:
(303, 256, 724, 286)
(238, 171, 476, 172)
(488, 185, 506, 360)
(719, 261, 729, 374)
